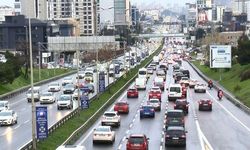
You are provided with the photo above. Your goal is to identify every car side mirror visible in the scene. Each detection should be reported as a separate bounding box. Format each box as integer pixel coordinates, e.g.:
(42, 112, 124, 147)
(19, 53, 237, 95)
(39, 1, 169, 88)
(185, 131, 188, 133)
(147, 138, 150, 140)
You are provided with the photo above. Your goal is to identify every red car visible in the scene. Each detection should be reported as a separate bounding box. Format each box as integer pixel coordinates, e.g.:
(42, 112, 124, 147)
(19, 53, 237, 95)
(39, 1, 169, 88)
(198, 99, 212, 111)
(126, 134, 149, 150)
(148, 87, 162, 101)
(181, 85, 187, 98)
(127, 88, 139, 98)
(114, 101, 129, 113)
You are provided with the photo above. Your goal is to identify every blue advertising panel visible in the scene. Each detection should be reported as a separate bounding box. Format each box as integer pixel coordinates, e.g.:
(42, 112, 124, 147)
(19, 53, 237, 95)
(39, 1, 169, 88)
(99, 72, 105, 92)
(115, 65, 120, 74)
(36, 106, 48, 139)
(80, 86, 89, 93)
(81, 94, 89, 109)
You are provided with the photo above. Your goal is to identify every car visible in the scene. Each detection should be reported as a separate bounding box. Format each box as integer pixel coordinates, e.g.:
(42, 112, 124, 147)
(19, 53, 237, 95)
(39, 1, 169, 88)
(0, 101, 9, 112)
(0, 110, 17, 126)
(114, 101, 129, 113)
(148, 99, 161, 111)
(165, 110, 185, 128)
(56, 145, 86, 150)
(156, 69, 166, 81)
(154, 77, 165, 91)
(180, 69, 190, 78)
(174, 99, 189, 114)
(127, 88, 139, 98)
(140, 105, 155, 119)
(159, 64, 168, 73)
(40, 92, 56, 104)
(48, 82, 61, 92)
(26, 86, 41, 102)
(62, 77, 73, 86)
(174, 72, 185, 83)
(149, 63, 157, 70)
(135, 78, 147, 90)
(77, 71, 85, 79)
(173, 64, 180, 70)
(72, 89, 83, 100)
(146, 66, 154, 74)
(165, 126, 187, 147)
(194, 83, 206, 93)
(93, 126, 115, 144)
(83, 71, 94, 82)
(148, 87, 162, 101)
(57, 94, 73, 110)
(198, 99, 212, 111)
(126, 134, 149, 150)
(181, 85, 187, 98)
(179, 77, 189, 86)
(74, 81, 85, 89)
(101, 111, 121, 127)
(168, 84, 182, 101)
(189, 79, 198, 88)
(63, 84, 75, 94)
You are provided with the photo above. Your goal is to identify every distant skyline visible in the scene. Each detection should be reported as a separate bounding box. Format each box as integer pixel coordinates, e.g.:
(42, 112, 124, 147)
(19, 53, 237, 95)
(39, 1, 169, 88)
(131, 0, 196, 8)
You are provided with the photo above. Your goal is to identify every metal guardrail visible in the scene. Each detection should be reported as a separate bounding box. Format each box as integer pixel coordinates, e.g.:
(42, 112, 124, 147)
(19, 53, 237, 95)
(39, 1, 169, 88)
(187, 60, 250, 115)
(20, 42, 163, 150)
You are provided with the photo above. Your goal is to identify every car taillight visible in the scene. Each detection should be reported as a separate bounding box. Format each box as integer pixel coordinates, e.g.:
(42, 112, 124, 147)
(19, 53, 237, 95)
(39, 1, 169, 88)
(199, 101, 202, 104)
(181, 135, 186, 138)
(174, 104, 176, 108)
(166, 134, 170, 138)
(209, 101, 212, 105)
(149, 94, 153, 96)
(157, 93, 161, 96)
(182, 118, 185, 123)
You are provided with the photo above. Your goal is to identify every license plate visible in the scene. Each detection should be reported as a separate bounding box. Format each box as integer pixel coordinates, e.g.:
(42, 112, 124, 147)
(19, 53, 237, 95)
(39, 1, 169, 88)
(119, 109, 124, 112)
(130, 94, 134, 96)
(145, 112, 150, 115)
(107, 118, 113, 120)
(173, 137, 179, 140)
(133, 144, 140, 146)
(153, 96, 157, 98)
(203, 104, 208, 106)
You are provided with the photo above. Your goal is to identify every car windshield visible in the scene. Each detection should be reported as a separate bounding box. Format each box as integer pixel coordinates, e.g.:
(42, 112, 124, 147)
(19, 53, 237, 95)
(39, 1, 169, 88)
(150, 100, 159, 103)
(167, 112, 183, 118)
(0, 111, 11, 116)
(129, 137, 144, 144)
(181, 77, 188, 80)
(50, 83, 59, 86)
(104, 113, 116, 117)
(60, 96, 71, 101)
(64, 77, 71, 80)
(170, 87, 181, 93)
(139, 71, 146, 75)
(116, 102, 126, 106)
(41, 93, 52, 96)
(0, 103, 5, 107)
(142, 106, 153, 109)
(167, 130, 184, 136)
(65, 84, 74, 88)
(96, 127, 110, 132)
(85, 72, 93, 76)
(176, 101, 187, 105)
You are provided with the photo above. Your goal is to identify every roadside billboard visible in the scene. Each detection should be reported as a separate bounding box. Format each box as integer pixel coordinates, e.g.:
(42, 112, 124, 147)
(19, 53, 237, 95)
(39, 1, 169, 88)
(210, 45, 231, 68)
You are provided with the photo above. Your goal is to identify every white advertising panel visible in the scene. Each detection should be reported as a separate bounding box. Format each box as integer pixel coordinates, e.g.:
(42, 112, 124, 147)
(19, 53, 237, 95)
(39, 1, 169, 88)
(210, 45, 231, 68)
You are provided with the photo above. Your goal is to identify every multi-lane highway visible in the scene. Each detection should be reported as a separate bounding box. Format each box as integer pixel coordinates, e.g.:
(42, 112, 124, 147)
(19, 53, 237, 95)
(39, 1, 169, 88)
(74, 51, 250, 150)
(0, 39, 161, 150)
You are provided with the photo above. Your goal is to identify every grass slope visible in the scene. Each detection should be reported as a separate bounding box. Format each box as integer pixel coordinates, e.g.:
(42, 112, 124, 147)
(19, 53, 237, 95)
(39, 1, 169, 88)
(0, 68, 70, 95)
(193, 61, 250, 107)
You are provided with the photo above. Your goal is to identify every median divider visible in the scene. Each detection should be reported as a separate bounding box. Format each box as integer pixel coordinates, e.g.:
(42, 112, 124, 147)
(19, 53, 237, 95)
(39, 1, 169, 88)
(18, 41, 162, 150)
(186, 60, 250, 115)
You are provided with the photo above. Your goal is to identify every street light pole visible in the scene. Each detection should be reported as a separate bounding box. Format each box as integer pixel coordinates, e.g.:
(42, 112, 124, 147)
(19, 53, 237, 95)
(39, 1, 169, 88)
(29, 18, 36, 150)
(38, 42, 41, 81)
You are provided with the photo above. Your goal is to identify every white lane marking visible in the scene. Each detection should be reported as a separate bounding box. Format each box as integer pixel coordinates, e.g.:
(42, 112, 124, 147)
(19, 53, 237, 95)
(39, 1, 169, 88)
(159, 145, 163, 150)
(207, 92, 250, 133)
(118, 144, 122, 150)
(14, 125, 20, 129)
(78, 91, 127, 145)
(24, 120, 29, 124)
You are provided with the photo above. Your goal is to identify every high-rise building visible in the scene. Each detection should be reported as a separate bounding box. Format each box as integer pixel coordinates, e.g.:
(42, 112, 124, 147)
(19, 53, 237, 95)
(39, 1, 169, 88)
(48, 0, 98, 36)
(131, 5, 139, 27)
(114, 0, 130, 26)
(99, 0, 115, 30)
(216, 5, 225, 22)
(0, 6, 15, 22)
(17, 0, 47, 20)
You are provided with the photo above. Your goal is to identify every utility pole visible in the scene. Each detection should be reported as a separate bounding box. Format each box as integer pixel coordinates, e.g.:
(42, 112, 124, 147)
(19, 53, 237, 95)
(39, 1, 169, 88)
(29, 18, 36, 150)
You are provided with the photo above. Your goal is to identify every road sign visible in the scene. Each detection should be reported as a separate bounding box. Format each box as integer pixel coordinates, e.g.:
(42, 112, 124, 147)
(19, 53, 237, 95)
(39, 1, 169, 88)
(210, 45, 231, 68)
(81, 94, 89, 109)
(36, 106, 48, 139)
(99, 72, 105, 92)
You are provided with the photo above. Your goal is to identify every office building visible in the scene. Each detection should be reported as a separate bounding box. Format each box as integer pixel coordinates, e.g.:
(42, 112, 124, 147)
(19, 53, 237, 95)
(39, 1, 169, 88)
(99, 0, 115, 30)
(0, 6, 15, 22)
(114, 0, 131, 26)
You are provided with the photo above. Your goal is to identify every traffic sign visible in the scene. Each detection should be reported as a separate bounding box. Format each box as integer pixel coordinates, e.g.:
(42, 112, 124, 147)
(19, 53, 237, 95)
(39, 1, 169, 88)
(81, 94, 89, 109)
(99, 72, 105, 92)
(36, 106, 48, 139)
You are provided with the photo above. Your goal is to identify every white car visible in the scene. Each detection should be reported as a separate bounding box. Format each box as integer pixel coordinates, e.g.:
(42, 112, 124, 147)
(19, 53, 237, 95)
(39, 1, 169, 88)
(40, 92, 56, 104)
(101, 111, 121, 127)
(77, 71, 85, 79)
(48, 82, 61, 92)
(179, 77, 189, 86)
(0, 110, 17, 126)
(0, 101, 9, 112)
(147, 67, 154, 74)
(93, 126, 115, 144)
(62, 77, 73, 86)
(148, 99, 161, 111)
(72, 89, 83, 100)
(194, 83, 207, 93)
(57, 95, 73, 110)
(189, 79, 198, 88)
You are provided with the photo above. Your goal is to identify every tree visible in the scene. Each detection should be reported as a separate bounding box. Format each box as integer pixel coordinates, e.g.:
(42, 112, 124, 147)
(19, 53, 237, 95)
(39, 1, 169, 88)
(0, 52, 24, 84)
(237, 34, 250, 65)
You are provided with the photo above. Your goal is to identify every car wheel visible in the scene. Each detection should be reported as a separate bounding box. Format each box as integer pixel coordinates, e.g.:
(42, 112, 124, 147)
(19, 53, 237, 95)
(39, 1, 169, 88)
(198, 107, 201, 111)
(140, 115, 143, 119)
(117, 122, 120, 127)
(210, 107, 212, 111)
(15, 119, 18, 124)
(57, 107, 60, 110)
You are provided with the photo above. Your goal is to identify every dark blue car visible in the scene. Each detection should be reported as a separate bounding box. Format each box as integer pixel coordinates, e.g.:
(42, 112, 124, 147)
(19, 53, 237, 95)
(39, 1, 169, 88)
(140, 105, 155, 119)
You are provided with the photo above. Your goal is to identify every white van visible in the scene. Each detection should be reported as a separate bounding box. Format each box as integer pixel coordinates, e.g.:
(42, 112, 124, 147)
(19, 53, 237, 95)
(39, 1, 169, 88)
(153, 56, 159, 64)
(135, 78, 146, 90)
(167, 84, 182, 101)
(26, 86, 41, 102)
(138, 68, 148, 80)
(0, 101, 9, 111)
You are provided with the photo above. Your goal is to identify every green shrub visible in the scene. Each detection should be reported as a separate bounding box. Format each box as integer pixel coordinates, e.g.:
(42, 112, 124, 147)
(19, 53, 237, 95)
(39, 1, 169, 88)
(240, 69, 250, 81)
(233, 84, 241, 92)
